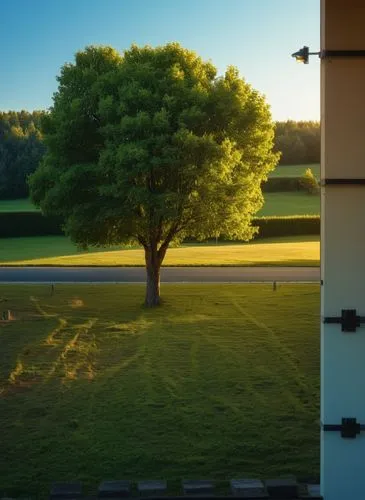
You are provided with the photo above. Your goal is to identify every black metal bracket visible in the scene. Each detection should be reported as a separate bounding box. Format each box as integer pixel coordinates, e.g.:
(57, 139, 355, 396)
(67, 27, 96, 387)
(323, 309, 365, 332)
(322, 178, 365, 186)
(323, 418, 365, 439)
(322, 50, 365, 59)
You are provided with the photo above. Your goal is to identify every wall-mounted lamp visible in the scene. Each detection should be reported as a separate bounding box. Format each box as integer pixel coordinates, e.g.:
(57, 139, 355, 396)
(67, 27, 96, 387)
(292, 46, 365, 64)
(291, 46, 320, 64)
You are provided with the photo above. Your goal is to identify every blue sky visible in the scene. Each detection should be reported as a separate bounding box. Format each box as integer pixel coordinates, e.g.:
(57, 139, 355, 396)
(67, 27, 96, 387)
(0, 0, 320, 121)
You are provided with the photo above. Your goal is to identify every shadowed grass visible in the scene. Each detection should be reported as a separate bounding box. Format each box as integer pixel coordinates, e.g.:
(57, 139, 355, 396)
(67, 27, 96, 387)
(0, 236, 124, 264)
(0, 235, 320, 266)
(0, 284, 320, 498)
(0, 198, 39, 212)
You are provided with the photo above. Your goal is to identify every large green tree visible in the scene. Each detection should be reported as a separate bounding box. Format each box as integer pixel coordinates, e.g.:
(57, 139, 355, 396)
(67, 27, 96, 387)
(29, 43, 278, 306)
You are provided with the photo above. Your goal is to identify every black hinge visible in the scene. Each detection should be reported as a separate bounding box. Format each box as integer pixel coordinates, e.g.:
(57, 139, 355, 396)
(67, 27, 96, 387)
(323, 418, 365, 439)
(323, 309, 365, 332)
(322, 178, 365, 186)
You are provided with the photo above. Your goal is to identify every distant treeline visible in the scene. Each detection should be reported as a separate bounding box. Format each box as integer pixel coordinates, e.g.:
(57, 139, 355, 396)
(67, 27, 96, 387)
(274, 120, 320, 165)
(0, 112, 320, 199)
(0, 111, 46, 199)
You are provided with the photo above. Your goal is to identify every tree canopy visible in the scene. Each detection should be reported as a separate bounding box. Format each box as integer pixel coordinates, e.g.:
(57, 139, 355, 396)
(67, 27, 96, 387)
(29, 43, 278, 306)
(0, 112, 319, 201)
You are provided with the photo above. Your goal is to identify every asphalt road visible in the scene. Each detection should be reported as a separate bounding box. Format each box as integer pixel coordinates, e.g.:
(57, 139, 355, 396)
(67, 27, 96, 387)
(0, 266, 320, 283)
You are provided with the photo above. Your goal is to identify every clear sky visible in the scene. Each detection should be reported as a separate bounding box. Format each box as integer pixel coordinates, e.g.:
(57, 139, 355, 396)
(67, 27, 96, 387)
(0, 0, 320, 121)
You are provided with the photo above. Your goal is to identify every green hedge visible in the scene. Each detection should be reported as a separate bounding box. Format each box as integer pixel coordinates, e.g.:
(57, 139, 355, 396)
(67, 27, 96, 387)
(0, 211, 320, 240)
(253, 216, 320, 238)
(185, 216, 320, 242)
(262, 177, 304, 192)
(0, 212, 63, 238)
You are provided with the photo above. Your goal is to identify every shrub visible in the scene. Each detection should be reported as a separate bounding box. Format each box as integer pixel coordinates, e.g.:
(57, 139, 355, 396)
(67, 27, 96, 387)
(299, 168, 320, 195)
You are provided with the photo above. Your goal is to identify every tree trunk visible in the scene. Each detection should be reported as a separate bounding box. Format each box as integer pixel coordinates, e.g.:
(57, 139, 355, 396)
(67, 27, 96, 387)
(144, 246, 162, 307)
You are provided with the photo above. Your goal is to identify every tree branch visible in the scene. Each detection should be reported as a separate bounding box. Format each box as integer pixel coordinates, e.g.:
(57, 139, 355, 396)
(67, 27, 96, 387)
(156, 216, 163, 242)
(137, 235, 148, 248)
(157, 222, 180, 262)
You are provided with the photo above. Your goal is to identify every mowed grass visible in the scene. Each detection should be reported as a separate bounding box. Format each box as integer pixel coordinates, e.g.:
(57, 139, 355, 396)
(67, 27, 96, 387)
(0, 284, 320, 497)
(269, 164, 320, 178)
(0, 235, 320, 266)
(0, 193, 321, 217)
(0, 192, 320, 216)
(258, 192, 320, 217)
(0, 198, 39, 212)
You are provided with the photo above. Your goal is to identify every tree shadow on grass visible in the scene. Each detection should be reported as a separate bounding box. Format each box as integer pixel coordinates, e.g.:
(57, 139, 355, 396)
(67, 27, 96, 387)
(0, 236, 135, 263)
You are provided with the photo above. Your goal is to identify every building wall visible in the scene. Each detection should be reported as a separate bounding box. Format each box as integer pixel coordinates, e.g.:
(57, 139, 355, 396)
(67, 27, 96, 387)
(321, 1, 365, 499)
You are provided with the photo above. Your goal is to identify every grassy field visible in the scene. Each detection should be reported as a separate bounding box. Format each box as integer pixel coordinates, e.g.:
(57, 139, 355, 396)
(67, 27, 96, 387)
(0, 193, 320, 220)
(0, 198, 39, 212)
(0, 235, 320, 266)
(269, 164, 320, 178)
(258, 192, 320, 217)
(0, 284, 320, 497)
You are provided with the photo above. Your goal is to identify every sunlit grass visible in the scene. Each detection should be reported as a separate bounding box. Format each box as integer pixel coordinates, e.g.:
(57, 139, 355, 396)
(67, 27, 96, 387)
(0, 235, 320, 266)
(269, 163, 320, 178)
(0, 283, 320, 497)
(258, 192, 320, 217)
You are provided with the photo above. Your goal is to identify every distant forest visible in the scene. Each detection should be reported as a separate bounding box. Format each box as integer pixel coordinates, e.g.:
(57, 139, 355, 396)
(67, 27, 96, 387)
(0, 111, 320, 199)
(0, 111, 46, 199)
(274, 120, 320, 165)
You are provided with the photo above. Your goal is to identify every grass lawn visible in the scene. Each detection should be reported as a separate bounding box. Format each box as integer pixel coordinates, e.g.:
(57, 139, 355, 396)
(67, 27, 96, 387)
(0, 198, 39, 212)
(0, 193, 319, 218)
(269, 164, 320, 178)
(0, 235, 320, 266)
(258, 192, 320, 217)
(0, 284, 320, 497)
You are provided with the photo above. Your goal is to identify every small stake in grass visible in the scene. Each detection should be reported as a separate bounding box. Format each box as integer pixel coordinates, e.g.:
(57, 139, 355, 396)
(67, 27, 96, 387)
(51, 284, 54, 296)
(273, 281, 277, 291)
(1, 310, 12, 321)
